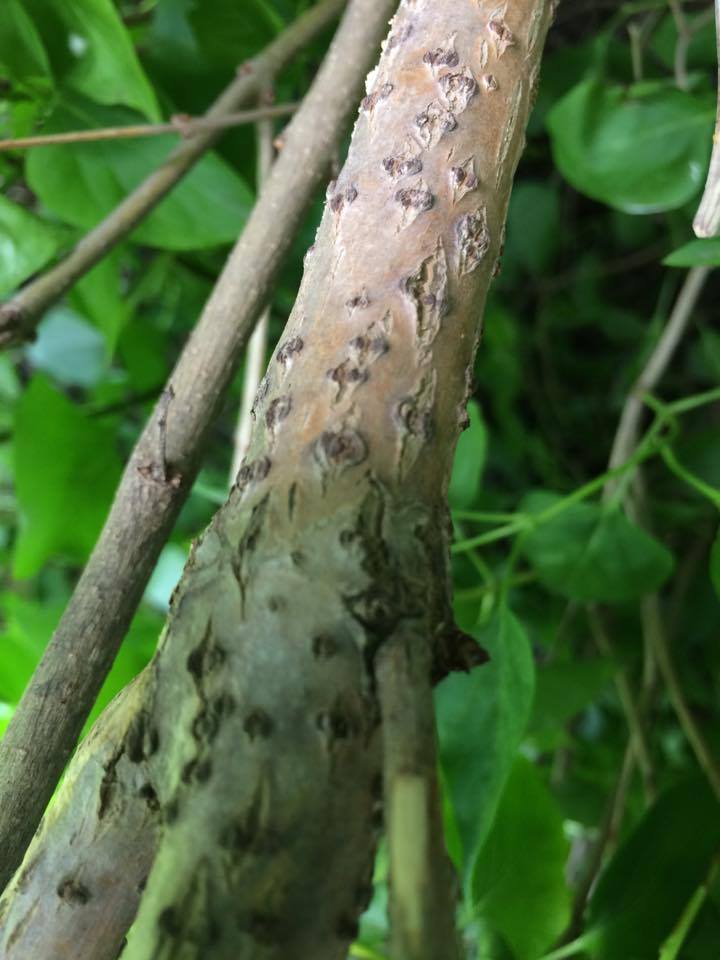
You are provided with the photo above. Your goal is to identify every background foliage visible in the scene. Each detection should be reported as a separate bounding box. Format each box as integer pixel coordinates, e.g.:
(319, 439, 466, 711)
(1, 1, 719, 958)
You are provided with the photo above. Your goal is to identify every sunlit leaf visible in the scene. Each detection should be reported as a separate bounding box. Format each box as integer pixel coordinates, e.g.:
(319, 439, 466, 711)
(0, 195, 66, 298)
(22, 0, 159, 118)
(548, 79, 713, 214)
(27, 96, 254, 250)
(26, 307, 108, 388)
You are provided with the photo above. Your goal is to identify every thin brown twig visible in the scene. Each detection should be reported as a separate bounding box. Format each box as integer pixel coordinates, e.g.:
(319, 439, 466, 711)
(0, 103, 297, 151)
(674, 4, 716, 90)
(0, 0, 390, 892)
(588, 607, 656, 802)
(564, 738, 636, 940)
(642, 589, 720, 799)
(609, 264, 720, 795)
(0, 0, 346, 349)
(569, 263, 714, 932)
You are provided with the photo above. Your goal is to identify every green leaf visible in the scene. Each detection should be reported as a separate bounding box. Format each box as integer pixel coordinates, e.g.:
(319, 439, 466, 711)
(0, 592, 64, 703)
(26, 96, 254, 250)
(22, 0, 159, 119)
(189, 0, 282, 69)
(436, 604, 535, 880)
(13, 375, 122, 577)
(664, 238, 720, 268)
(472, 758, 571, 960)
(0, 195, 66, 298)
(504, 181, 561, 275)
(529, 656, 616, 746)
(520, 492, 674, 602)
(586, 776, 720, 959)
(547, 79, 713, 214)
(26, 307, 108, 388)
(70, 252, 130, 355)
(0, 0, 52, 93)
(449, 400, 487, 509)
(710, 532, 720, 600)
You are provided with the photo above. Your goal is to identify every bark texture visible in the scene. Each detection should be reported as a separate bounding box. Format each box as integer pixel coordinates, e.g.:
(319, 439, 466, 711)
(0, 0, 394, 894)
(0, 1, 552, 957)
(0, 671, 160, 959)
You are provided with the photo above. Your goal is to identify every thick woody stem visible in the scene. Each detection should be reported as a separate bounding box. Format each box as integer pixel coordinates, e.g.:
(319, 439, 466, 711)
(0, 671, 161, 960)
(0, 2, 551, 957)
(0, 0, 389, 894)
(693, 0, 720, 237)
(377, 634, 460, 960)
(0, 0, 345, 348)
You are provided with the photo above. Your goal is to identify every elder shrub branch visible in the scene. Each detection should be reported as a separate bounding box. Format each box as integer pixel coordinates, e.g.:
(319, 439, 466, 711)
(0, 0, 389, 892)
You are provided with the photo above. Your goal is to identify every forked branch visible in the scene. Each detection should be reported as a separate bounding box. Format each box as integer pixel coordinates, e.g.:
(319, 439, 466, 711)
(0, 0, 345, 348)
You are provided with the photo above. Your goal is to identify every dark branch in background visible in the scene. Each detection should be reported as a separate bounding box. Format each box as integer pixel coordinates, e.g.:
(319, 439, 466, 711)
(567, 264, 718, 938)
(0, 103, 297, 151)
(0, 0, 346, 349)
(0, 0, 388, 892)
(605, 266, 709, 484)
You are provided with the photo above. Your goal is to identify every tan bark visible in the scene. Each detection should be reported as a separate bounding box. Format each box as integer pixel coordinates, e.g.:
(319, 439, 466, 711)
(0, 1, 552, 957)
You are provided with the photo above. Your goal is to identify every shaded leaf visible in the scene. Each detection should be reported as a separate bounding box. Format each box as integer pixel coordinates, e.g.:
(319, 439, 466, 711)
(26, 96, 254, 250)
(664, 238, 720, 267)
(449, 400, 487, 509)
(586, 776, 720, 959)
(520, 492, 674, 602)
(711, 532, 720, 600)
(0, 0, 51, 93)
(547, 79, 712, 214)
(189, 0, 281, 68)
(436, 604, 535, 880)
(13, 375, 122, 577)
(529, 656, 616, 745)
(473, 758, 571, 960)
(504, 181, 561, 275)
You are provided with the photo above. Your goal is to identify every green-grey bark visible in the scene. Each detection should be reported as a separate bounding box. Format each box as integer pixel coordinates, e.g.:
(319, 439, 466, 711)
(0, 0, 552, 957)
(0, 0, 390, 896)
